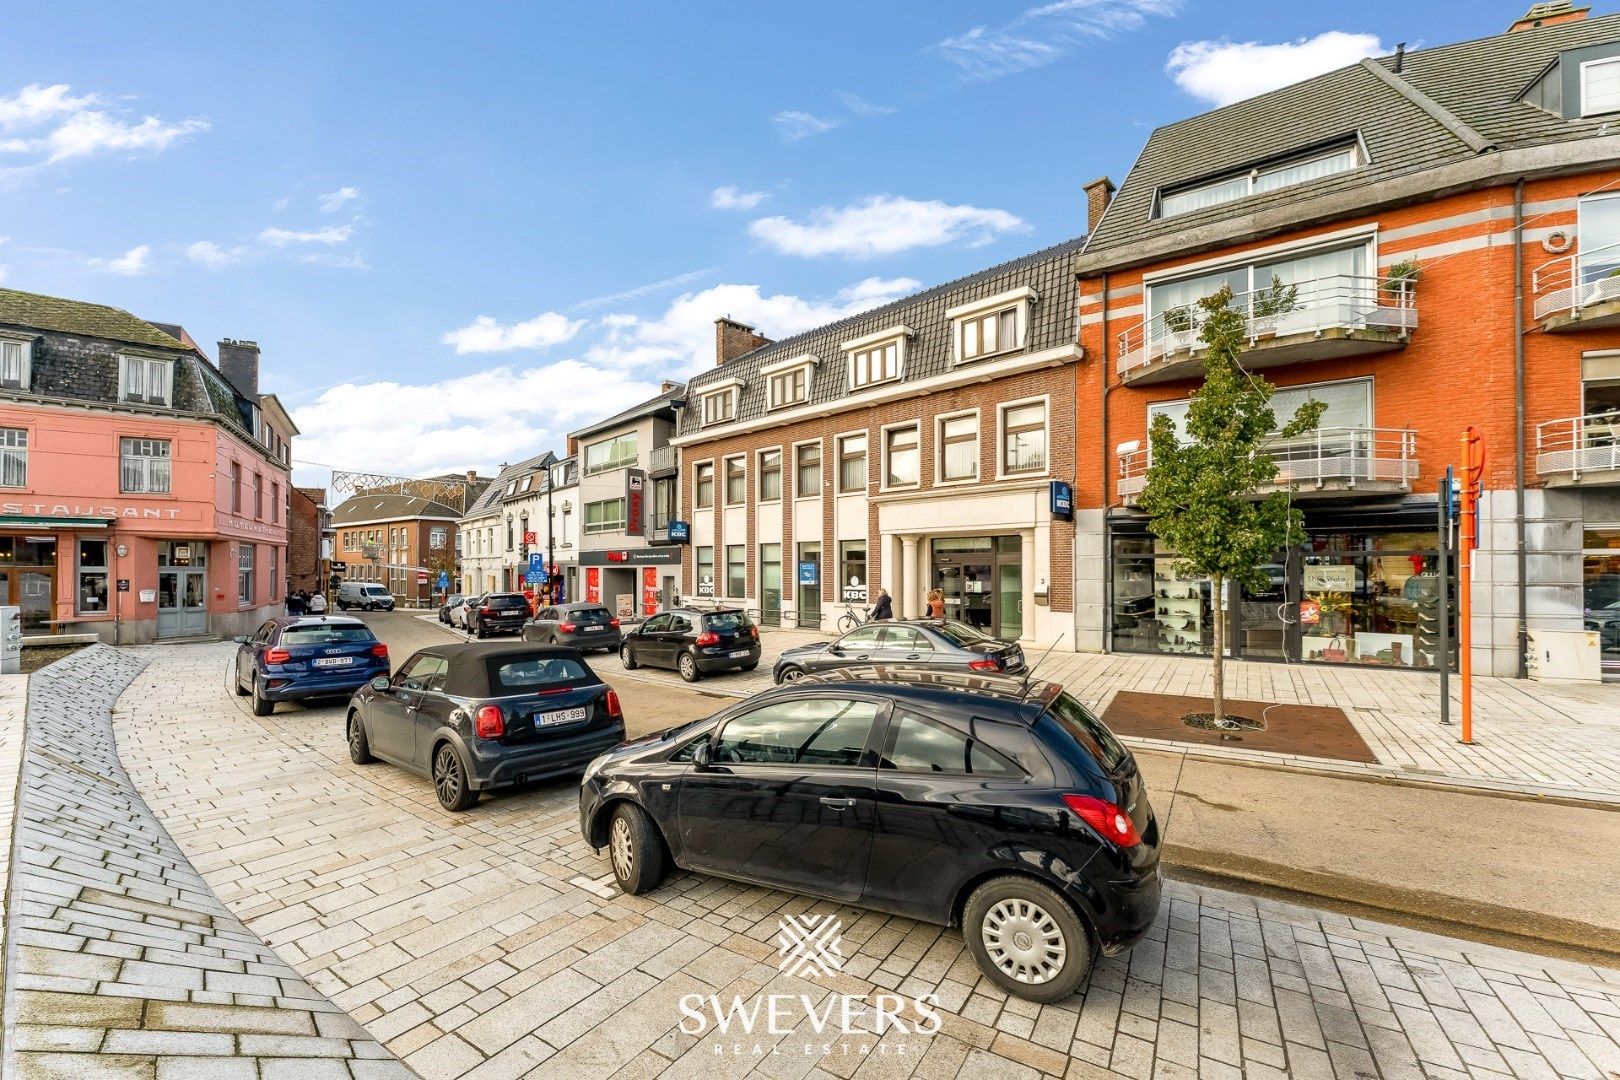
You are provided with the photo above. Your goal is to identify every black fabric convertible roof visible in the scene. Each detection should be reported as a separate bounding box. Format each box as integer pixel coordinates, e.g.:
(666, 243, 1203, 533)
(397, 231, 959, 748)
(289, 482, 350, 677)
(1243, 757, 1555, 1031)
(414, 643, 600, 698)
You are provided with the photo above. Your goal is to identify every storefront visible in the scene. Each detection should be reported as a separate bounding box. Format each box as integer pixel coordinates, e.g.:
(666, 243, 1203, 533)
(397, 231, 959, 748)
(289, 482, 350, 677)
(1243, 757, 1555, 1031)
(579, 548, 681, 618)
(1585, 525, 1620, 676)
(1108, 503, 1453, 670)
(931, 535, 1026, 640)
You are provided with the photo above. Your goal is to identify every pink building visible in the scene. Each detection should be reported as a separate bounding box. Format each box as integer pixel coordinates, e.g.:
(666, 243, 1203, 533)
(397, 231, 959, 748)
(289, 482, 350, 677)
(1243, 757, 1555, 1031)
(0, 289, 293, 642)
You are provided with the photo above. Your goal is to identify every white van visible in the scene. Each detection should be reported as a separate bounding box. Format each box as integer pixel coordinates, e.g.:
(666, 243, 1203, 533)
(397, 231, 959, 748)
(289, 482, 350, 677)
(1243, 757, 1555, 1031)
(336, 582, 396, 612)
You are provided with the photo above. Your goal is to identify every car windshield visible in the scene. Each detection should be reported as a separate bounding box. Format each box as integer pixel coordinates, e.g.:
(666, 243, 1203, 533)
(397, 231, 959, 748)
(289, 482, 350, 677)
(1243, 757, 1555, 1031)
(932, 620, 994, 646)
(703, 612, 752, 633)
(488, 655, 597, 693)
(363, 586, 389, 595)
(1045, 692, 1130, 776)
(281, 625, 374, 645)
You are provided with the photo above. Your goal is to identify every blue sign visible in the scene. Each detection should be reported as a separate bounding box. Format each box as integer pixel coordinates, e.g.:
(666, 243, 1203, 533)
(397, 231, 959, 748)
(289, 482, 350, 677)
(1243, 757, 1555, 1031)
(668, 520, 690, 544)
(798, 560, 818, 586)
(525, 570, 545, 584)
(528, 552, 544, 571)
(1049, 479, 1074, 521)
(436, 571, 450, 590)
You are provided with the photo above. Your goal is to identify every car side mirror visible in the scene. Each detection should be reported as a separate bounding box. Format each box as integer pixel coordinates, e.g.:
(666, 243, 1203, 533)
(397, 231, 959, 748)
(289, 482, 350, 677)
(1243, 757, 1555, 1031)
(692, 741, 713, 768)
(370, 676, 391, 692)
(829, 645, 844, 656)
(233, 635, 250, 644)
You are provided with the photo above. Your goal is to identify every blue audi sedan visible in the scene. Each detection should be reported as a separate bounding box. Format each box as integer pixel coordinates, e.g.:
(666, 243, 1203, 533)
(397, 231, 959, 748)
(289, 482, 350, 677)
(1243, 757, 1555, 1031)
(233, 616, 390, 716)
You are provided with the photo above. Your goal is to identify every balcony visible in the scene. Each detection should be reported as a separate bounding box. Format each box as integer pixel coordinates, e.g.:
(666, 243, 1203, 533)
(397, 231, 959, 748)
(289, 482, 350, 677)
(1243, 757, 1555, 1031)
(1117, 427, 1419, 503)
(1532, 241, 1620, 331)
(1116, 274, 1417, 386)
(1536, 413, 1620, 486)
(648, 445, 678, 477)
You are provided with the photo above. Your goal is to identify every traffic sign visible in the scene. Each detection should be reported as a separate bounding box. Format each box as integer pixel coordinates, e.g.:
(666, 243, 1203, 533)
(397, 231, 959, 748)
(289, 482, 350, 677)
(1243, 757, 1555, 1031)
(528, 552, 544, 571)
(525, 570, 545, 584)
(437, 571, 450, 590)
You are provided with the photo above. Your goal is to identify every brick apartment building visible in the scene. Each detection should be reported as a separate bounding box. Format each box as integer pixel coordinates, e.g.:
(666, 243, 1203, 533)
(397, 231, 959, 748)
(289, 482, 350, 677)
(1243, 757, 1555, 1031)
(331, 493, 460, 604)
(674, 242, 1082, 647)
(1076, 5, 1620, 678)
(288, 485, 330, 594)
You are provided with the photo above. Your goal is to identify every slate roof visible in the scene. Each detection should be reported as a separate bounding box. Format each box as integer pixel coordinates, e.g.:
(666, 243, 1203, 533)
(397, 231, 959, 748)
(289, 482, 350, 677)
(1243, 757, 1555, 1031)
(462, 452, 555, 520)
(331, 493, 460, 525)
(569, 384, 685, 442)
(1083, 13, 1620, 261)
(678, 235, 1085, 436)
(0, 287, 186, 350)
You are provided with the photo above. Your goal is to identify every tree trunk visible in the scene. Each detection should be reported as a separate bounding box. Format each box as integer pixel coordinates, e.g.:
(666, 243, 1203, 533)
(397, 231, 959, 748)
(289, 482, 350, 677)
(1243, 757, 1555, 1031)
(1211, 574, 1225, 726)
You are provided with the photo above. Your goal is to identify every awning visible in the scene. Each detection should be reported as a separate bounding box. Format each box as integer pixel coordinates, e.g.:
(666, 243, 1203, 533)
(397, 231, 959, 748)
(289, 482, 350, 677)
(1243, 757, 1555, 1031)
(0, 515, 112, 530)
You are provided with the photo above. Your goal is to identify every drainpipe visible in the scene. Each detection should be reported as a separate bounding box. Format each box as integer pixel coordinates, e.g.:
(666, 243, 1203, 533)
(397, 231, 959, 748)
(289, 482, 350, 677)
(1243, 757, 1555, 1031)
(1098, 270, 1115, 653)
(1514, 179, 1528, 679)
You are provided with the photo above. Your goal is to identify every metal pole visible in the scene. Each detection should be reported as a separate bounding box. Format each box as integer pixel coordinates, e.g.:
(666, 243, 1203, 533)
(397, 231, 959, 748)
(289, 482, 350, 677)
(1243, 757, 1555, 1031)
(1459, 432, 1476, 746)
(1437, 470, 1451, 726)
(546, 469, 556, 605)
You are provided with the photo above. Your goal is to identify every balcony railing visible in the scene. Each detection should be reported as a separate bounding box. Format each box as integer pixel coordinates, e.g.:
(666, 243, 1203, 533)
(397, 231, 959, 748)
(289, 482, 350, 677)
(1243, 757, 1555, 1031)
(1115, 274, 1417, 383)
(1117, 426, 1419, 501)
(1532, 239, 1620, 327)
(582, 455, 638, 477)
(1536, 413, 1620, 483)
(649, 445, 677, 473)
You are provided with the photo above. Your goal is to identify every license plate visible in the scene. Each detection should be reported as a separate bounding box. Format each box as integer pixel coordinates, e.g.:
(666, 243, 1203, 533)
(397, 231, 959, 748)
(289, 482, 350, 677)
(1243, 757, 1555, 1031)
(538, 706, 588, 727)
(312, 657, 353, 668)
(1005, 657, 1023, 670)
(729, 649, 750, 658)
(581, 626, 604, 632)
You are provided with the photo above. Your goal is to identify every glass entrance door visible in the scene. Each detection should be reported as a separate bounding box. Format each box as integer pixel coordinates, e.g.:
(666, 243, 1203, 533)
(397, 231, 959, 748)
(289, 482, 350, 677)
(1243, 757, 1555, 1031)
(797, 542, 821, 630)
(933, 536, 1024, 638)
(759, 544, 782, 627)
(158, 568, 208, 638)
(1584, 527, 1620, 677)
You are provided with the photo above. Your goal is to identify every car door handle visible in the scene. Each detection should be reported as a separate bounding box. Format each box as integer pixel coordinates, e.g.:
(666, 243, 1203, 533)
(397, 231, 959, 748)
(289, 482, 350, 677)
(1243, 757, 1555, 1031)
(819, 797, 857, 810)
(904, 654, 921, 660)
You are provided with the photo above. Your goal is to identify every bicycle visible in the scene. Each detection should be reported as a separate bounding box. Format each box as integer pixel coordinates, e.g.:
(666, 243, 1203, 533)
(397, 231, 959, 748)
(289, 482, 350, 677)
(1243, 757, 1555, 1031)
(836, 603, 870, 634)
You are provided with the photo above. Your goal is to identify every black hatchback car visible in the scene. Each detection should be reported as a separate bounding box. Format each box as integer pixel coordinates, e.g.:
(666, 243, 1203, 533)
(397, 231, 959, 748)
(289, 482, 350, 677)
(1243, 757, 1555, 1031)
(348, 642, 625, 811)
(467, 592, 532, 638)
(579, 670, 1160, 1002)
(619, 607, 760, 682)
(524, 602, 622, 653)
(774, 619, 1025, 684)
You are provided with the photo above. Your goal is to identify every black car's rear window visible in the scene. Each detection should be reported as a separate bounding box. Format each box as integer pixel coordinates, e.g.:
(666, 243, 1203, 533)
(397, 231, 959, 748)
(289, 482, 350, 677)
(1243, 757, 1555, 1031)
(703, 612, 752, 633)
(488, 655, 598, 694)
(932, 620, 994, 647)
(487, 594, 529, 607)
(281, 626, 375, 645)
(1046, 692, 1130, 775)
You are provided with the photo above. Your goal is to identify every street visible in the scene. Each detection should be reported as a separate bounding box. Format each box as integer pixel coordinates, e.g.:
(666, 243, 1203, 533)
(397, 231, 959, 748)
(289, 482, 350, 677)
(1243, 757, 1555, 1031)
(78, 619, 1620, 1080)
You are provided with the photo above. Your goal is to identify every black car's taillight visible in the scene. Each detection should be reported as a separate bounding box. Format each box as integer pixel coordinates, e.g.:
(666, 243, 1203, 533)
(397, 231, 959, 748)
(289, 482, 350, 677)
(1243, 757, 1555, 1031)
(1062, 794, 1141, 847)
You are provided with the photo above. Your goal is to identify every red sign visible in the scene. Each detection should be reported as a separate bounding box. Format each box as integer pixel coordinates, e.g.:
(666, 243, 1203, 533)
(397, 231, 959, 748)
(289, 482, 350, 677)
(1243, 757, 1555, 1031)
(642, 567, 659, 616)
(586, 567, 601, 604)
(523, 531, 537, 545)
(417, 572, 428, 583)
(625, 470, 645, 537)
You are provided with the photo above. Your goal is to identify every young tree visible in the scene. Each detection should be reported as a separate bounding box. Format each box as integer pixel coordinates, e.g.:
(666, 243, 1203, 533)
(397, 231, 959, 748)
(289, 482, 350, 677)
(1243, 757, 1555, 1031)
(1137, 286, 1325, 726)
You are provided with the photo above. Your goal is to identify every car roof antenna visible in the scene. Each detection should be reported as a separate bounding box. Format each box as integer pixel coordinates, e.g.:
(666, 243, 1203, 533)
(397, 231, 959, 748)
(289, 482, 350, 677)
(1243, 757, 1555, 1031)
(1020, 633, 1065, 700)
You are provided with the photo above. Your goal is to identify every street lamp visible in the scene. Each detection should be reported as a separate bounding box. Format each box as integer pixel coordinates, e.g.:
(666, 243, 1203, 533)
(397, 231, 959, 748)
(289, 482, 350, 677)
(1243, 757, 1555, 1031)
(546, 465, 556, 604)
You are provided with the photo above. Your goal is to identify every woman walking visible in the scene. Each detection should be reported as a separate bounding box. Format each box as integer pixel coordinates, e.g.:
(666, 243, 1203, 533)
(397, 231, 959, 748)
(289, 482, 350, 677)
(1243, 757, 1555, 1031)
(926, 589, 946, 619)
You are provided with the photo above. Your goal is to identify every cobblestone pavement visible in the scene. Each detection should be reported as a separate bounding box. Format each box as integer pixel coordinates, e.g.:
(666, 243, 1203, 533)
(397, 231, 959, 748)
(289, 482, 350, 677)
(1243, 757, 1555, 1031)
(110, 641, 1620, 1079)
(2, 644, 409, 1079)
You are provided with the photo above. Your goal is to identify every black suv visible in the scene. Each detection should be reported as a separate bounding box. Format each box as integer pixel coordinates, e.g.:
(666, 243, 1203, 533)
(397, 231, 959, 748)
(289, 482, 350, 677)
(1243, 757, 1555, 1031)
(579, 670, 1160, 1002)
(619, 607, 760, 682)
(468, 593, 531, 638)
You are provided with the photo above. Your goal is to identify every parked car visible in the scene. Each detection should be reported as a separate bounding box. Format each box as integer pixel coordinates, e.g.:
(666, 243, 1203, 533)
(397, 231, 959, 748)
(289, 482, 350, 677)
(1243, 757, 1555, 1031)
(619, 607, 760, 682)
(233, 616, 390, 716)
(467, 592, 532, 638)
(348, 642, 625, 811)
(336, 581, 396, 612)
(448, 594, 479, 630)
(579, 670, 1160, 1002)
(438, 594, 465, 624)
(773, 619, 1025, 684)
(524, 602, 623, 653)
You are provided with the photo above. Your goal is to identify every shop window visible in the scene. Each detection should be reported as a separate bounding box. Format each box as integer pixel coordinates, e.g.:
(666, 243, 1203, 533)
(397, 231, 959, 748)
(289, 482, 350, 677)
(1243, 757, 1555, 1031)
(939, 413, 978, 482)
(1584, 527, 1620, 676)
(694, 462, 714, 509)
(695, 546, 715, 596)
(1001, 401, 1047, 475)
(120, 438, 172, 494)
(838, 434, 867, 493)
(119, 355, 174, 407)
(238, 544, 255, 606)
(726, 544, 746, 598)
(758, 449, 782, 502)
(839, 540, 867, 603)
(0, 427, 26, 488)
(76, 540, 109, 615)
(796, 443, 821, 496)
(724, 456, 746, 505)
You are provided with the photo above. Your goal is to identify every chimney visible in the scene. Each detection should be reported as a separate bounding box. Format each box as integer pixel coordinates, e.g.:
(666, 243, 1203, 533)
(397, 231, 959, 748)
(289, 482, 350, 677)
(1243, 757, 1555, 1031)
(1509, 2, 1588, 31)
(465, 470, 477, 483)
(217, 339, 261, 400)
(714, 316, 772, 367)
(1083, 177, 1116, 235)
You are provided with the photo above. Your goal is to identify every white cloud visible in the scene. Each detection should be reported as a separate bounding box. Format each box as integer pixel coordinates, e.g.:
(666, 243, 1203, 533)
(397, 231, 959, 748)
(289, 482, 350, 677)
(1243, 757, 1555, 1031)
(292, 361, 659, 479)
(318, 185, 361, 213)
(90, 244, 151, 276)
(835, 92, 896, 118)
(749, 195, 1027, 259)
(1165, 31, 1385, 106)
(41, 111, 208, 163)
(711, 185, 768, 210)
(773, 110, 840, 141)
(0, 84, 96, 127)
(185, 240, 249, 269)
(442, 312, 585, 355)
(0, 83, 208, 173)
(936, 0, 1181, 81)
(259, 224, 353, 247)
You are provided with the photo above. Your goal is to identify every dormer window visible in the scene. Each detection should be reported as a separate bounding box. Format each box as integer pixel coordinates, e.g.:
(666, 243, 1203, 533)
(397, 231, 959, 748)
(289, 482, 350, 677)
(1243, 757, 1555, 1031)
(119, 355, 174, 407)
(0, 337, 31, 391)
(1156, 140, 1363, 219)
(1582, 56, 1620, 115)
(947, 287, 1036, 363)
(842, 326, 911, 390)
(760, 353, 816, 411)
(699, 379, 742, 426)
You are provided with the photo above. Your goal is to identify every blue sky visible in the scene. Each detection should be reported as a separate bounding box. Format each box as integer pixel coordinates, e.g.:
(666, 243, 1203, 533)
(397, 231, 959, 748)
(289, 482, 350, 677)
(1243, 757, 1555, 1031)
(2, 1, 1535, 484)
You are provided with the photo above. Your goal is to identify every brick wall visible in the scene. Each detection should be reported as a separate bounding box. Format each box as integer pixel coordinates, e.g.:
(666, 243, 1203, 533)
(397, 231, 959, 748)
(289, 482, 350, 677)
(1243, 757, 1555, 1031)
(287, 487, 322, 593)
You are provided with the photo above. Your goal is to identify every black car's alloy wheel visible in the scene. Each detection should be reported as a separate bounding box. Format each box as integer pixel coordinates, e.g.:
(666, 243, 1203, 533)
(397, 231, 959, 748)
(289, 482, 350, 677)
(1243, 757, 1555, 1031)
(348, 713, 375, 764)
(963, 876, 1092, 1003)
(433, 744, 478, 811)
(620, 643, 638, 670)
(678, 651, 699, 682)
(608, 803, 666, 895)
(777, 665, 805, 684)
(251, 677, 274, 717)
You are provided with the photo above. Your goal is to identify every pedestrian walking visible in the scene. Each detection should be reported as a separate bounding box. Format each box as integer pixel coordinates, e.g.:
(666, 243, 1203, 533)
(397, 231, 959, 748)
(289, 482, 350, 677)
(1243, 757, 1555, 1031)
(870, 587, 893, 621)
(309, 591, 327, 614)
(287, 591, 306, 616)
(926, 589, 946, 619)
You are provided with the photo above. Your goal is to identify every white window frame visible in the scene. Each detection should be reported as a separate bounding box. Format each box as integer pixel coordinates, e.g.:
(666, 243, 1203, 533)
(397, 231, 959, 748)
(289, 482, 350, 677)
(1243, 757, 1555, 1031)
(792, 438, 822, 501)
(760, 353, 816, 411)
(834, 429, 868, 495)
(880, 422, 921, 492)
(935, 408, 980, 486)
(238, 544, 255, 606)
(0, 427, 27, 488)
(119, 437, 173, 494)
(1156, 140, 1364, 219)
(723, 454, 747, 507)
(1143, 235, 1376, 333)
(583, 432, 638, 475)
(583, 497, 628, 534)
(117, 354, 176, 407)
(1581, 56, 1620, 116)
(946, 287, 1036, 364)
(757, 446, 783, 503)
(699, 378, 743, 427)
(693, 458, 716, 510)
(0, 335, 33, 392)
(841, 325, 912, 391)
(997, 395, 1051, 480)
